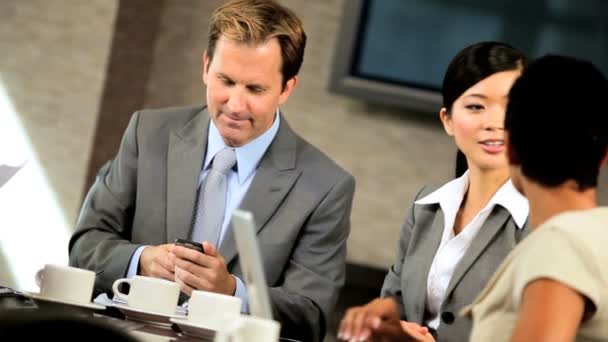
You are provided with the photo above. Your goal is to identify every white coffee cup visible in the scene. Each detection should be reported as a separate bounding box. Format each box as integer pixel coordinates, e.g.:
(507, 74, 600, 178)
(214, 315, 280, 342)
(188, 290, 242, 329)
(112, 276, 180, 315)
(35, 264, 95, 304)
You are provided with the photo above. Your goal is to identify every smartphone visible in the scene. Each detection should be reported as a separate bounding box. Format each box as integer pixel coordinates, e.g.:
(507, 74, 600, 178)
(174, 238, 205, 253)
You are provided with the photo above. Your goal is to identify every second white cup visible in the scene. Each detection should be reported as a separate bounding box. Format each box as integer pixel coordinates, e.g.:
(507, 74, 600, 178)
(188, 290, 242, 329)
(214, 315, 280, 342)
(112, 276, 180, 315)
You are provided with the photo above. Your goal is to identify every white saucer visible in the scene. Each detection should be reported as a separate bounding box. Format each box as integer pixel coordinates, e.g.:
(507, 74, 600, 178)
(24, 291, 106, 310)
(170, 317, 215, 340)
(112, 303, 186, 327)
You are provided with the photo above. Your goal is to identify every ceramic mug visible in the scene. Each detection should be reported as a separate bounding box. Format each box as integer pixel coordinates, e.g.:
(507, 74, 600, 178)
(35, 264, 95, 304)
(188, 290, 242, 329)
(214, 315, 280, 342)
(112, 275, 180, 315)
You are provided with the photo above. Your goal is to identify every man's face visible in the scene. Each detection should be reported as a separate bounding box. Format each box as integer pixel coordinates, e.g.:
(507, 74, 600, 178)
(203, 37, 297, 147)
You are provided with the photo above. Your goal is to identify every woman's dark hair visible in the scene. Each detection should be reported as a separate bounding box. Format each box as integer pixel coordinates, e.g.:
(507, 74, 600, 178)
(505, 55, 608, 190)
(443, 41, 528, 177)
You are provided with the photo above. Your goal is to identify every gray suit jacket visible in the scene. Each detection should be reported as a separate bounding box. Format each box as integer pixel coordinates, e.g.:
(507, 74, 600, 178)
(69, 106, 355, 342)
(381, 185, 529, 342)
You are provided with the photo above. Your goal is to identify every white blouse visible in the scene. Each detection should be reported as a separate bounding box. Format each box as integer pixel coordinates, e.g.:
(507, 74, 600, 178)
(414, 171, 528, 329)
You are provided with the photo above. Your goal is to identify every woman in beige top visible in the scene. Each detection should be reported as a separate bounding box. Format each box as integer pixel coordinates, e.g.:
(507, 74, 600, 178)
(356, 56, 608, 341)
(465, 55, 608, 341)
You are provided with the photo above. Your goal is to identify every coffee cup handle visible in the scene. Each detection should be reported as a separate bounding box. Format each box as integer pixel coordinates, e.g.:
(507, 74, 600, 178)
(34, 269, 44, 288)
(112, 278, 132, 302)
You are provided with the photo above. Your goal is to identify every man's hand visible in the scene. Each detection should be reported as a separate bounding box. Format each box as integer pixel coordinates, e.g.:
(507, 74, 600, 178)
(338, 297, 401, 341)
(139, 244, 175, 281)
(170, 241, 236, 297)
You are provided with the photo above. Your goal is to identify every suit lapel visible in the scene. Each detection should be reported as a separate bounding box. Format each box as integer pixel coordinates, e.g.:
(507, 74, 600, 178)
(166, 110, 209, 243)
(444, 207, 511, 297)
(220, 116, 301, 265)
(406, 206, 445, 322)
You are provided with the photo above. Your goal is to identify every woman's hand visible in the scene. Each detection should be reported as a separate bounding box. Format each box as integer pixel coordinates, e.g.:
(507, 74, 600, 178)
(338, 297, 401, 341)
(368, 318, 436, 342)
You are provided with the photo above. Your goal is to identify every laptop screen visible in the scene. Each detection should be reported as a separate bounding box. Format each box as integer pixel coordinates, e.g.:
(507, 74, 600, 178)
(231, 209, 273, 320)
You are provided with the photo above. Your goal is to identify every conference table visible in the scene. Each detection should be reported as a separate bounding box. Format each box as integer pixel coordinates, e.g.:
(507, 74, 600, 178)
(0, 288, 299, 342)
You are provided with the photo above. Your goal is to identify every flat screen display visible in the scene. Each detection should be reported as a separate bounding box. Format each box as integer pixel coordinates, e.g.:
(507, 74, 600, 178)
(330, 0, 608, 113)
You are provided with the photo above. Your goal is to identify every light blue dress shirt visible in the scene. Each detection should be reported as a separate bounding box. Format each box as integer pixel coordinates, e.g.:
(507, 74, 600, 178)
(127, 110, 281, 313)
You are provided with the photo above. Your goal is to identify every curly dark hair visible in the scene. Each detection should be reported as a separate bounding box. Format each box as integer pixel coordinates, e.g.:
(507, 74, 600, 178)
(505, 55, 608, 190)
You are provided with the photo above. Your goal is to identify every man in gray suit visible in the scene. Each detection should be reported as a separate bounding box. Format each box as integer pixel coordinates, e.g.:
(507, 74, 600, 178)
(69, 1, 355, 341)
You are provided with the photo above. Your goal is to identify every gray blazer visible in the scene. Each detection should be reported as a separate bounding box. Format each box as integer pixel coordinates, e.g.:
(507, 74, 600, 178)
(69, 106, 355, 342)
(381, 185, 529, 342)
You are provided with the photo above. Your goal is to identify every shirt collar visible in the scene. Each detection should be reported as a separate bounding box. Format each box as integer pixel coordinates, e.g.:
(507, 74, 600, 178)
(204, 108, 281, 184)
(489, 179, 529, 229)
(415, 170, 529, 229)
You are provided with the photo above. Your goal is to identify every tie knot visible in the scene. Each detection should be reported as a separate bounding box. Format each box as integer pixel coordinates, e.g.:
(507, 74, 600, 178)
(211, 148, 236, 174)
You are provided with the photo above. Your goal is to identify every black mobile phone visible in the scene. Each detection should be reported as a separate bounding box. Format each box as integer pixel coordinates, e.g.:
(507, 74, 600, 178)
(174, 238, 205, 253)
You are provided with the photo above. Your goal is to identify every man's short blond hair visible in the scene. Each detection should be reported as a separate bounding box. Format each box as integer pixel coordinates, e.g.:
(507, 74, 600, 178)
(207, 0, 306, 88)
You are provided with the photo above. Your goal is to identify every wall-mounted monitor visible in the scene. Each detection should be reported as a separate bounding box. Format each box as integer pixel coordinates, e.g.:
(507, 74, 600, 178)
(329, 0, 608, 114)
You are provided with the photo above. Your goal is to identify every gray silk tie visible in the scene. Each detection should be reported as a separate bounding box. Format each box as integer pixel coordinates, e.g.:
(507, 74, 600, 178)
(191, 147, 237, 247)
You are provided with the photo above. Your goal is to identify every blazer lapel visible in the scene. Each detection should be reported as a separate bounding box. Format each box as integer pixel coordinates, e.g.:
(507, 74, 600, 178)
(444, 207, 511, 297)
(405, 206, 445, 323)
(220, 116, 301, 265)
(166, 110, 209, 243)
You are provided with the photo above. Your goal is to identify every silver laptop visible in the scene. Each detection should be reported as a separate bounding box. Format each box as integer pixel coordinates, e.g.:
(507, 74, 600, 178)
(231, 209, 273, 320)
